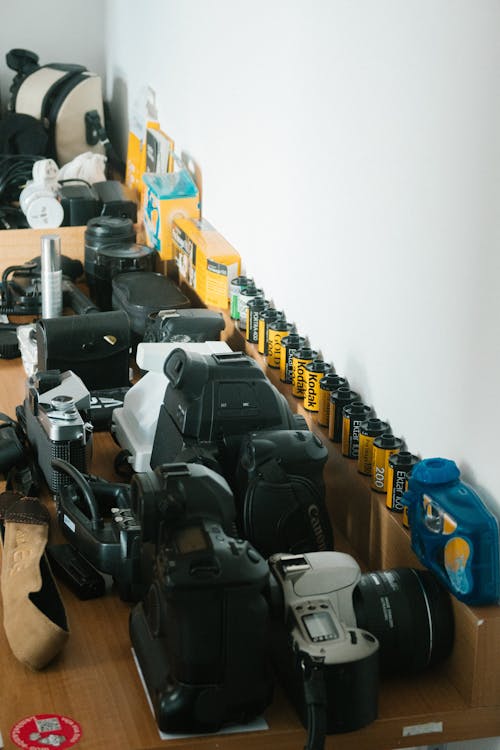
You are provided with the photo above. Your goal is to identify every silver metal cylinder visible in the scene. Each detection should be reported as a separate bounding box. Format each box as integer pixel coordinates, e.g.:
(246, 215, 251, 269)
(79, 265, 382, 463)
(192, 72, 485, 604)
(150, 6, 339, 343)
(41, 233, 63, 318)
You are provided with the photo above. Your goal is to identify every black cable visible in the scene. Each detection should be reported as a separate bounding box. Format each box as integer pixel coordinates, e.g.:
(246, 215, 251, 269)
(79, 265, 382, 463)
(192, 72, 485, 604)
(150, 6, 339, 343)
(50, 458, 103, 531)
(301, 654, 327, 750)
(0, 154, 42, 202)
(0, 262, 38, 313)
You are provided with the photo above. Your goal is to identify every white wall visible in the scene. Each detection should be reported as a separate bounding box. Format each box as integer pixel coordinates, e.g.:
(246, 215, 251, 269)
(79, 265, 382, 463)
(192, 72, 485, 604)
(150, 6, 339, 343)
(104, 0, 500, 518)
(0, 1, 496, 511)
(0, 0, 106, 112)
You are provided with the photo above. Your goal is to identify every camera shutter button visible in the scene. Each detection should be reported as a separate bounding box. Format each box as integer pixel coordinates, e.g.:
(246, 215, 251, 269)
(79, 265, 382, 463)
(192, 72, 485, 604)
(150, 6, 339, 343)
(246, 547, 261, 564)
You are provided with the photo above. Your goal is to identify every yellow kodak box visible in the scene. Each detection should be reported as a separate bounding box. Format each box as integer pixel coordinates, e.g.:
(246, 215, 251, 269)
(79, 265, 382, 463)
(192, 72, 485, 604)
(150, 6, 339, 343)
(125, 120, 162, 198)
(172, 218, 241, 309)
(142, 168, 200, 260)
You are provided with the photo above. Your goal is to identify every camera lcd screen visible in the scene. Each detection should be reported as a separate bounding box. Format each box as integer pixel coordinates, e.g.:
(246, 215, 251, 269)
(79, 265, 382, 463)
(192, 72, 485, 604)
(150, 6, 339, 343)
(302, 610, 339, 642)
(175, 526, 209, 555)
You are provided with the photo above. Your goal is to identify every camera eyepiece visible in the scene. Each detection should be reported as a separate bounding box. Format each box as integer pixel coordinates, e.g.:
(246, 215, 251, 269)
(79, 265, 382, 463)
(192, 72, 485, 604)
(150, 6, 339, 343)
(163, 348, 209, 393)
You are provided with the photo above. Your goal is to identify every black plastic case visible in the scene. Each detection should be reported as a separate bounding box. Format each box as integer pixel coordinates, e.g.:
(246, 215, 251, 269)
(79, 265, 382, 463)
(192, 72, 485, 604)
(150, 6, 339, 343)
(92, 243, 158, 310)
(112, 272, 190, 344)
(36, 310, 131, 390)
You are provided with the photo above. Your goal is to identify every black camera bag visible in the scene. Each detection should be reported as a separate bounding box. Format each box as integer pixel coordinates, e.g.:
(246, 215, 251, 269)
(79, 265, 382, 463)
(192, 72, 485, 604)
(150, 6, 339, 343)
(36, 310, 130, 390)
(235, 429, 333, 558)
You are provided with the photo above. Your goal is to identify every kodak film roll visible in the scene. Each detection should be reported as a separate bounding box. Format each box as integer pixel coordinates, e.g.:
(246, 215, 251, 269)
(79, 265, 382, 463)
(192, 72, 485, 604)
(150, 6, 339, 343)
(279, 327, 305, 383)
(371, 433, 403, 493)
(328, 387, 359, 442)
(246, 296, 268, 343)
(267, 317, 292, 368)
(237, 283, 263, 331)
(292, 346, 317, 398)
(258, 308, 280, 355)
(387, 451, 420, 513)
(318, 373, 347, 427)
(342, 402, 372, 459)
(357, 418, 390, 476)
(303, 359, 331, 412)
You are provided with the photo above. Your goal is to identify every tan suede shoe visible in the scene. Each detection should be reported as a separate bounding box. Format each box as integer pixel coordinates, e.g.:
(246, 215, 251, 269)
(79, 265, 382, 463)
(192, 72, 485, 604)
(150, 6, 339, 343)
(1, 495, 69, 669)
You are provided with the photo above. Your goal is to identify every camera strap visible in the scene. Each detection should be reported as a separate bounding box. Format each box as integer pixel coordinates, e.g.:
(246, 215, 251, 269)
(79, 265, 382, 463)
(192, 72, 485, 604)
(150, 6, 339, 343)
(300, 652, 327, 750)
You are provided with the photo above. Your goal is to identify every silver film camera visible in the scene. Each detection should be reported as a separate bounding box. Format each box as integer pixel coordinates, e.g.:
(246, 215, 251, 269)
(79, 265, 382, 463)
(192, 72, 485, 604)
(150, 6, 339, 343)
(23, 369, 93, 492)
(268, 551, 379, 735)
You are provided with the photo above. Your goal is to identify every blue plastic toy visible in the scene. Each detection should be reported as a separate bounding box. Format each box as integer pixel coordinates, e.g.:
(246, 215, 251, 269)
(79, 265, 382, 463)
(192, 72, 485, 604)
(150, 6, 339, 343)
(402, 457, 500, 605)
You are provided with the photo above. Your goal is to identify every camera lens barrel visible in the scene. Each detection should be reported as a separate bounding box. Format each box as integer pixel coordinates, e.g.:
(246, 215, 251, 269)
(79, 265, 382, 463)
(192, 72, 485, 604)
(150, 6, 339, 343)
(353, 567, 454, 675)
(84, 216, 136, 301)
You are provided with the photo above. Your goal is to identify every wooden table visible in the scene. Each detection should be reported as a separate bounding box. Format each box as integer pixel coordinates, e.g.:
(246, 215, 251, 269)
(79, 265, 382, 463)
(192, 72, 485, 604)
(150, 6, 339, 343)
(0, 226, 499, 750)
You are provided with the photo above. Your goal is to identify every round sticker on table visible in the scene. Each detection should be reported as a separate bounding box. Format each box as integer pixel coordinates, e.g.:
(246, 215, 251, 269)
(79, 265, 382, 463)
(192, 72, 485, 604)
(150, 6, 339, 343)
(10, 714, 82, 749)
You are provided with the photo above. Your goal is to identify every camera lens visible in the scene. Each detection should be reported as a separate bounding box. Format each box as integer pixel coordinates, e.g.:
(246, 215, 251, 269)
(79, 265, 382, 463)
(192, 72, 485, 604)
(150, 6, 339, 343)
(353, 567, 454, 675)
(84, 216, 136, 302)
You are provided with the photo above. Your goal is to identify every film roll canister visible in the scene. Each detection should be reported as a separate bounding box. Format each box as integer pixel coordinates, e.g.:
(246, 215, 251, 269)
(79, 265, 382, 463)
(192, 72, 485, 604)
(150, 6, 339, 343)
(230, 275, 249, 320)
(357, 418, 391, 476)
(246, 296, 268, 344)
(292, 345, 317, 398)
(303, 357, 332, 413)
(371, 433, 403, 493)
(342, 402, 373, 459)
(317, 373, 348, 427)
(387, 451, 420, 514)
(237, 282, 263, 331)
(328, 387, 359, 442)
(267, 316, 292, 368)
(258, 307, 280, 355)
(279, 326, 305, 383)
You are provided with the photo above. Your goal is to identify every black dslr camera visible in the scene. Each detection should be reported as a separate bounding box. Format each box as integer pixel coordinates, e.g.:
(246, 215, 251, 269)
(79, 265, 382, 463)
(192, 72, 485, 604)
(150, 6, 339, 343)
(234, 429, 334, 558)
(143, 308, 225, 343)
(268, 551, 455, 739)
(129, 464, 273, 733)
(130, 523, 273, 733)
(19, 369, 93, 492)
(130, 461, 237, 594)
(150, 348, 307, 482)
